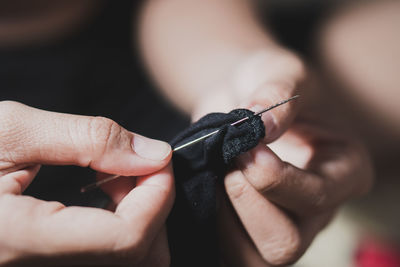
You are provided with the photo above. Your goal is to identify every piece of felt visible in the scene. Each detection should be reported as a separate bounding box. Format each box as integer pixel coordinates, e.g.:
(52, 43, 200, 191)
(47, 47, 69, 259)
(168, 108, 265, 267)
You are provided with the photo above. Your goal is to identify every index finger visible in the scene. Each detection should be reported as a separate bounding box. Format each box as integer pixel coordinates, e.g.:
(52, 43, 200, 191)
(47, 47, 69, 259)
(30, 164, 175, 265)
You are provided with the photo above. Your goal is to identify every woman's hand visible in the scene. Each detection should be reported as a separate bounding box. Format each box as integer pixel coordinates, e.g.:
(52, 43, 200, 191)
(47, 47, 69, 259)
(219, 117, 373, 266)
(0, 101, 174, 266)
(191, 50, 373, 266)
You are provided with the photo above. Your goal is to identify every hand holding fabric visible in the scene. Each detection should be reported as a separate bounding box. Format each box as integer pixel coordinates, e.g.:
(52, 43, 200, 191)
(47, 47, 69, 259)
(191, 51, 373, 266)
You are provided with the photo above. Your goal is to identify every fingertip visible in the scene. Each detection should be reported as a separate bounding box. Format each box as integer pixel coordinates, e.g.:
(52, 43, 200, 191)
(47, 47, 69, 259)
(244, 84, 302, 143)
(136, 163, 174, 193)
(115, 164, 175, 237)
(100, 163, 174, 207)
(132, 134, 172, 162)
(260, 112, 279, 142)
(135, 163, 175, 214)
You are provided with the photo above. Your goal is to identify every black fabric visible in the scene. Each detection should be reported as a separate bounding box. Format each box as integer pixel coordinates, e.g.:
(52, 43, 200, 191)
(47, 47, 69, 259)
(168, 109, 265, 267)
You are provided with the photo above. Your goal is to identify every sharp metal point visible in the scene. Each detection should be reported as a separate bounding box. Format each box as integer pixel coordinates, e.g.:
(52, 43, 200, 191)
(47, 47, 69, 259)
(80, 95, 300, 192)
(253, 95, 300, 117)
(172, 95, 300, 151)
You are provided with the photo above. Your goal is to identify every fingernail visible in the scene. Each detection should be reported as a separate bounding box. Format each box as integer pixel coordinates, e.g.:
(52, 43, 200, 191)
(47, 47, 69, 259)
(249, 105, 277, 140)
(248, 104, 264, 113)
(132, 135, 171, 161)
(260, 112, 277, 140)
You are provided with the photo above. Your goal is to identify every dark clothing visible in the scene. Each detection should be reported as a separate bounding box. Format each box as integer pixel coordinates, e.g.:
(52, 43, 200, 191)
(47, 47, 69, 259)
(169, 109, 265, 267)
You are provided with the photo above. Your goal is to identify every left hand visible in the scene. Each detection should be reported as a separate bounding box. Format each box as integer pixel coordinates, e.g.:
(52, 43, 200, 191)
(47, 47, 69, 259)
(0, 102, 174, 266)
(191, 50, 374, 266)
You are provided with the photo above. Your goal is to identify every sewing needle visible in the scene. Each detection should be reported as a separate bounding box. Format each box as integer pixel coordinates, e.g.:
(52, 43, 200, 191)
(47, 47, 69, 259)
(172, 95, 300, 151)
(80, 95, 299, 193)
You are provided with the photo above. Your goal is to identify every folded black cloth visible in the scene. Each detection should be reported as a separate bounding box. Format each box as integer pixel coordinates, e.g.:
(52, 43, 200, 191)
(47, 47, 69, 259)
(168, 109, 265, 267)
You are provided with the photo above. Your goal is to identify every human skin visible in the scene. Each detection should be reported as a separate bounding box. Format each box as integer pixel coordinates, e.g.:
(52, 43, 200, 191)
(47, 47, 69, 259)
(0, 101, 174, 266)
(0, 0, 378, 266)
(139, 0, 374, 265)
(315, 1, 400, 256)
(0, 3, 176, 265)
(318, 0, 400, 152)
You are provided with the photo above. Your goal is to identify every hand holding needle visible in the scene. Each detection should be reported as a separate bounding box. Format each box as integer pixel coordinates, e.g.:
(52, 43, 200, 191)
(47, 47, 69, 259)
(80, 95, 300, 193)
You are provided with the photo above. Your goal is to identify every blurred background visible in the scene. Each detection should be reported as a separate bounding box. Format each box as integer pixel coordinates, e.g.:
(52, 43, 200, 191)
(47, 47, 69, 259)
(1, 0, 399, 266)
(261, 1, 400, 266)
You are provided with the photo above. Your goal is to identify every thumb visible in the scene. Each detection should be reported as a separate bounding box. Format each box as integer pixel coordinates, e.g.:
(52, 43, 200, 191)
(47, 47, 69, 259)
(0, 101, 171, 178)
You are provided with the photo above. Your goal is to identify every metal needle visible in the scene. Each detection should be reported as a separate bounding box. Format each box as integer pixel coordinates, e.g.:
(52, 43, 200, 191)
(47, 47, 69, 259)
(173, 95, 300, 151)
(80, 95, 299, 193)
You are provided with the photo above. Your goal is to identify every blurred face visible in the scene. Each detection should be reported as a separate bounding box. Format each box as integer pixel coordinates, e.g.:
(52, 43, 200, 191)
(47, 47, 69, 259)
(0, 0, 100, 46)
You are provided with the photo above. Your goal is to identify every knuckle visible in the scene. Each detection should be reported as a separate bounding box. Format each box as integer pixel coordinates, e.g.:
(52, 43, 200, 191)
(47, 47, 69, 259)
(261, 229, 302, 266)
(255, 173, 281, 194)
(87, 116, 123, 156)
(0, 101, 23, 136)
(244, 161, 284, 194)
(225, 173, 252, 201)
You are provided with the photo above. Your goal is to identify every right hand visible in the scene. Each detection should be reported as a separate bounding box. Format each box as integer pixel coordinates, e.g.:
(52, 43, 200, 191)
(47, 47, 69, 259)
(0, 101, 174, 266)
